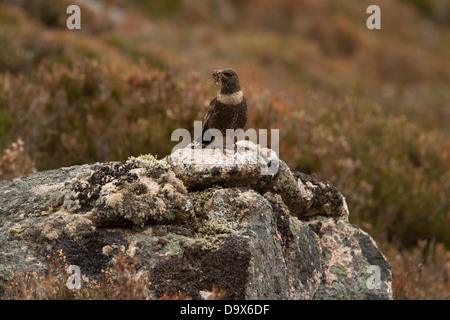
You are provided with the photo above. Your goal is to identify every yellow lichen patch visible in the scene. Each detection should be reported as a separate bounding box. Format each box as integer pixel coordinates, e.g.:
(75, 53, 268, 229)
(104, 192, 124, 209)
(64, 214, 95, 238)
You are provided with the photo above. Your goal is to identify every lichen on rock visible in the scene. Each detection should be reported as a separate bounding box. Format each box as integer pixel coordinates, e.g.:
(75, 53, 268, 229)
(0, 144, 392, 300)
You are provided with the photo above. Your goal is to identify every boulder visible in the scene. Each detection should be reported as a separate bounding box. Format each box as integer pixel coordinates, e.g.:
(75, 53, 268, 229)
(0, 143, 392, 299)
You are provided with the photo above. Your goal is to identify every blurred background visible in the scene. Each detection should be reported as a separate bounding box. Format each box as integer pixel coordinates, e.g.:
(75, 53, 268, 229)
(0, 0, 449, 299)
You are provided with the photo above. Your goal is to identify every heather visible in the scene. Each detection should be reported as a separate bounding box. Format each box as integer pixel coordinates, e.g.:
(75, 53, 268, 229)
(0, 0, 449, 299)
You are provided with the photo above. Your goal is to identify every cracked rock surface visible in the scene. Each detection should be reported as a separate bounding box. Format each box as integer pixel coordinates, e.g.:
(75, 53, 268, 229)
(0, 143, 392, 299)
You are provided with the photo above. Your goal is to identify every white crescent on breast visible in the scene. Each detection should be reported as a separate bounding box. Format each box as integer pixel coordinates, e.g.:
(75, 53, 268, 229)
(217, 90, 244, 105)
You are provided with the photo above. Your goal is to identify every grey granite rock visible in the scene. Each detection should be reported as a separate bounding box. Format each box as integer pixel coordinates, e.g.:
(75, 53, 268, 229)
(0, 143, 392, 299)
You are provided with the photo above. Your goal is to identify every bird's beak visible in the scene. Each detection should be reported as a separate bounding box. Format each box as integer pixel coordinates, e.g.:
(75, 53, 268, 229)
(212, 69, 224, 87)
(214, 69, 225, 78)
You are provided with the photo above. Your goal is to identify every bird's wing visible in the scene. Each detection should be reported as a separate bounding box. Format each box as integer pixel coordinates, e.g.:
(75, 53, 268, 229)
(202, 97, 217, 133)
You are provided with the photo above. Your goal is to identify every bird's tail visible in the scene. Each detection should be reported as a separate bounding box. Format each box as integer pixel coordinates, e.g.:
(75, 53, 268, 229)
(194, 136, 203, 144)
(194, 134, 212, 146)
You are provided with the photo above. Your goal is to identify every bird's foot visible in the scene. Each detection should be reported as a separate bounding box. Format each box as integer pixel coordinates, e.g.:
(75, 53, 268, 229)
(221, 144, 238, 155)
(190, 141, 204, 149)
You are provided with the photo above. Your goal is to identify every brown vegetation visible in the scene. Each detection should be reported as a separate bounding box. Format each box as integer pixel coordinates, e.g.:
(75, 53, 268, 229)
(1, 250, 225, 300)
(0, 138, 36, 180)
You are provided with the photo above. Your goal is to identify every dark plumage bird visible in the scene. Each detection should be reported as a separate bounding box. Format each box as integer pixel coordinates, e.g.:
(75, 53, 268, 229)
(195, 68, 248, 146)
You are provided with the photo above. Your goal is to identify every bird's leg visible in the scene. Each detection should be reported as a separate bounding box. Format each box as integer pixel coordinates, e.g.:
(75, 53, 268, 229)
(222, 146, 228, 156)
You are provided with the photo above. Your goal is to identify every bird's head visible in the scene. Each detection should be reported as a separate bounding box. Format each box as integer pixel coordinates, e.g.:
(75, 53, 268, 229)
(212, 68, 241, 94)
